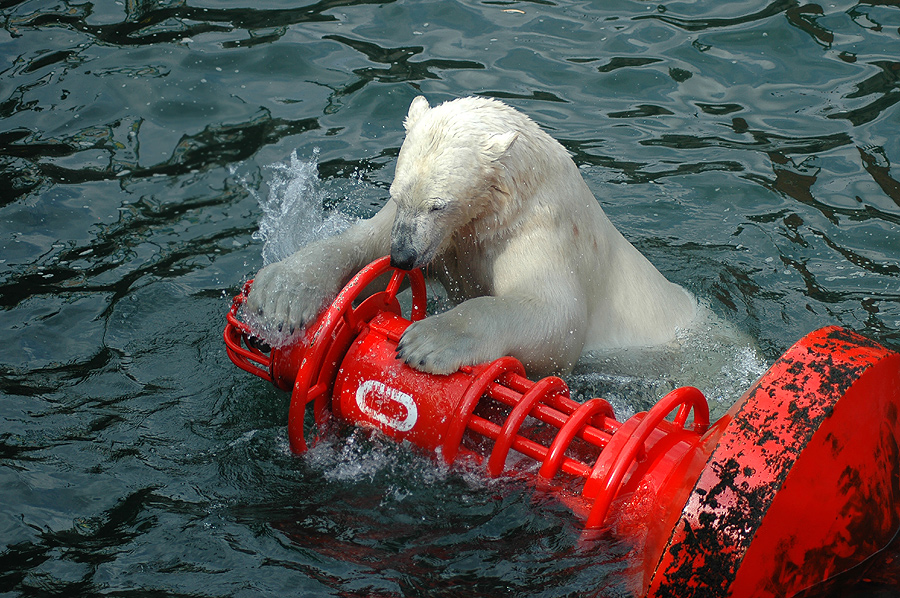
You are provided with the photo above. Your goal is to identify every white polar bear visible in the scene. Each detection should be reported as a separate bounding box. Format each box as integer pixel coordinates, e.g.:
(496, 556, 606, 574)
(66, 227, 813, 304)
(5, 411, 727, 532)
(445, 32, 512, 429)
(246, 96, 696, 377)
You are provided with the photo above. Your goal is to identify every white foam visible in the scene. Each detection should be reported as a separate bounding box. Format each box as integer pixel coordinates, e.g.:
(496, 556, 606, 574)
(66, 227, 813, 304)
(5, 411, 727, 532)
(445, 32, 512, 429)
(239, 151, 358, 347)
(572, 303, 769, 421)
(305, 429, 454, 501)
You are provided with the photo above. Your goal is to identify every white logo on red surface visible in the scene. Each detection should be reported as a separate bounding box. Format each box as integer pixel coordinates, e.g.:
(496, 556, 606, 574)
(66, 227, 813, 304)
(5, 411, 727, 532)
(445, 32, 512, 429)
(355, 380, 418, 432)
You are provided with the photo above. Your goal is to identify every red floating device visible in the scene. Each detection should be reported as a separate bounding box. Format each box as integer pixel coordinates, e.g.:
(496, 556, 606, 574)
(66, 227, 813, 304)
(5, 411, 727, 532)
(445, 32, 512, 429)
(225, 257, 900, 598)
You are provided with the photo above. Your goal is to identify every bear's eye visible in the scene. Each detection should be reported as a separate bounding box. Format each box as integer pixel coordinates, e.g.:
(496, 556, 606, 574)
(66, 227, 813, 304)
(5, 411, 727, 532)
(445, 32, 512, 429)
(427, 203, 446, 213)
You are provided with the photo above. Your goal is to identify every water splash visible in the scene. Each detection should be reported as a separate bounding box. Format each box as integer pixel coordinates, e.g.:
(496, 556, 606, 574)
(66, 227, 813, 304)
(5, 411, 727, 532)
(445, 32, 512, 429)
(253, 149, 352, 266)
(304, 428, 462, 506)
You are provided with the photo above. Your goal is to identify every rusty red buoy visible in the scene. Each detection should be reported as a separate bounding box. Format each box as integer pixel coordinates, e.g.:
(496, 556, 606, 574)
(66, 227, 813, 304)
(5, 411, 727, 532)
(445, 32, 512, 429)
(225, 257, 900, 597)
(640, 325, 900, 598)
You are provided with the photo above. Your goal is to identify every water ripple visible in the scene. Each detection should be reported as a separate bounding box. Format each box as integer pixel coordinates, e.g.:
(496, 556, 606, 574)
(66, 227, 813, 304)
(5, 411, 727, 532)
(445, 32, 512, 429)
(2, 0, 900, 595)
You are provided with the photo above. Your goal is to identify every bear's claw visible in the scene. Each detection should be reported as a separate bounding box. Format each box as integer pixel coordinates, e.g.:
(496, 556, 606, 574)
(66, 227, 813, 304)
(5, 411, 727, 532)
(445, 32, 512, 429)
(244, 251, 345, 341)
(395, 315, 490, 375)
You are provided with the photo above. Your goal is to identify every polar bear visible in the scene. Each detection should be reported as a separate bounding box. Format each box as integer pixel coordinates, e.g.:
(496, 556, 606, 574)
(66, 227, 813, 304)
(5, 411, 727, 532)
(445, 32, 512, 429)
(246, 96, 696, 377)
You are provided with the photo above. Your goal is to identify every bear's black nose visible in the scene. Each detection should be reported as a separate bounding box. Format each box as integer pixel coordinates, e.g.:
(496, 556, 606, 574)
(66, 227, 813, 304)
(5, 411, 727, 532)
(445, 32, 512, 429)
(390, 247, 417, 271)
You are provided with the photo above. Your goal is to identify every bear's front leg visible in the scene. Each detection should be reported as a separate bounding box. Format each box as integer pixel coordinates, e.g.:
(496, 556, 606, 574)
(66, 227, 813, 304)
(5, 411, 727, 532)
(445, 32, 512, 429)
(395, 295, 586, 377)
(245, 203, 394, 339)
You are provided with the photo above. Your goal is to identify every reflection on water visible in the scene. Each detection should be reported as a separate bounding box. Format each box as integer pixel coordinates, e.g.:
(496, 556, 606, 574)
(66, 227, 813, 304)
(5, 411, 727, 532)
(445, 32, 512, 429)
(2, 0, 900, 596)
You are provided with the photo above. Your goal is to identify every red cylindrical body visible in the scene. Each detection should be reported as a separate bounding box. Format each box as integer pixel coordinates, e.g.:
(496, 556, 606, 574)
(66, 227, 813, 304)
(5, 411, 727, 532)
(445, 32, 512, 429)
(333, 311, 478, 451)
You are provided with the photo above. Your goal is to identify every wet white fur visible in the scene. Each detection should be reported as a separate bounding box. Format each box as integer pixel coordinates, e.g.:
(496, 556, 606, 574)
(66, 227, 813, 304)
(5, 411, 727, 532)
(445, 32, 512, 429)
(246, 96, 696, 377)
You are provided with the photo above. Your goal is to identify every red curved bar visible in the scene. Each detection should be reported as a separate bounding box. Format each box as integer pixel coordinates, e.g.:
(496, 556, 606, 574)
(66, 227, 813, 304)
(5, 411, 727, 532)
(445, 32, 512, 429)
(223, 283, 274, 380)
(286, 258, 428, 453)
(539, 398, 615, 480)
(585, 386, 708, 529)
(443, 357, 526, 464)
(487, 376, 569, 477)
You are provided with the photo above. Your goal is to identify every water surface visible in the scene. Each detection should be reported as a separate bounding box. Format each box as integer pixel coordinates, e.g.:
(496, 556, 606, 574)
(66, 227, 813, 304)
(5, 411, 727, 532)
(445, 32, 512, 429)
(2, 0, 900, 596)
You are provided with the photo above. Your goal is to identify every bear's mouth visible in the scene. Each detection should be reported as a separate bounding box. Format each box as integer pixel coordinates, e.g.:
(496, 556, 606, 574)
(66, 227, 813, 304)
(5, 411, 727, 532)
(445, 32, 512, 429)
(390, 238, 442, 271)
(390, 244, 419, 270)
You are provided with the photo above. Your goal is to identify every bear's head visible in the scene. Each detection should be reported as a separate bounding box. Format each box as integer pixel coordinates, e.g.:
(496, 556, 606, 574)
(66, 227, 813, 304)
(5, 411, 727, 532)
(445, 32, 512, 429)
(388, 96, 519, 270)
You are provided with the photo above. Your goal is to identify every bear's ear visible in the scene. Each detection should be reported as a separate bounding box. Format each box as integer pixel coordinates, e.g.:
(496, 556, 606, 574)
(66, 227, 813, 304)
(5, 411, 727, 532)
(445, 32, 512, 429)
(404, 96, 430, 131)
(485, 131, 519, 162)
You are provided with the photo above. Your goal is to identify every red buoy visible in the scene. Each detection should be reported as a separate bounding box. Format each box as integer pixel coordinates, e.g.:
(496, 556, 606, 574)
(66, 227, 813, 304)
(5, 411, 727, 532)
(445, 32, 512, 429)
(641, 325, 900, 598)
(224, 257, 900, 597)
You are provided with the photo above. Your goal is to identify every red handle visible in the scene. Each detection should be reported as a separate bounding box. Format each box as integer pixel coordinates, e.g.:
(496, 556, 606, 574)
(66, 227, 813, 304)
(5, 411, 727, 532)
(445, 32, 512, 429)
(223, 280, 274, 381)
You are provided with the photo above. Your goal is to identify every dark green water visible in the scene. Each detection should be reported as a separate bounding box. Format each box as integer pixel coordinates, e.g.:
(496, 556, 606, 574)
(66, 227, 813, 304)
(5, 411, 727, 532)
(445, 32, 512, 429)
(2, 0, 900, 596)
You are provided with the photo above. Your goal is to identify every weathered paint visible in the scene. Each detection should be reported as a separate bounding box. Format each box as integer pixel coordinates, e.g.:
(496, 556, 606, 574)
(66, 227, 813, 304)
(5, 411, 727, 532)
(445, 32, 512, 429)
(644, 326, 900, 598)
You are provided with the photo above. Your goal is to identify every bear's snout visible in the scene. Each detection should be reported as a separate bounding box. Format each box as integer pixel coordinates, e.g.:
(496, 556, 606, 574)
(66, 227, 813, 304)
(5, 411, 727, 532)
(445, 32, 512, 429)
(390, 245, 418, 271)
(390, 217, 422, 270)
